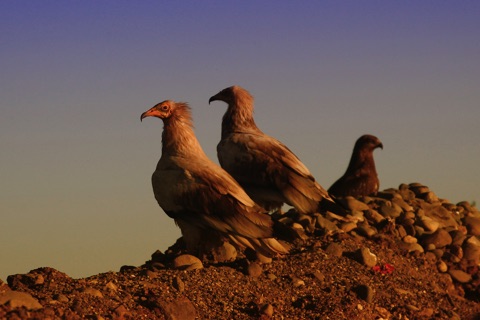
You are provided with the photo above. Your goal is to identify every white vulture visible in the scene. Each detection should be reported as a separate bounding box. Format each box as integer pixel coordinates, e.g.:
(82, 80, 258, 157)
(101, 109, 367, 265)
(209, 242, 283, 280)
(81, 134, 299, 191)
(140, 100, 289, 258)
(209, 85, 340, 215)
(328, 134, 383, 197)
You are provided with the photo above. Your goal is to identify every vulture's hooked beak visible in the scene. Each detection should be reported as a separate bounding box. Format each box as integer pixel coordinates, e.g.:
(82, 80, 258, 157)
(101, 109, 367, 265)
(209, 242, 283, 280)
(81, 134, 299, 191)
(377, 142, 384, 150)
(140, 107, 158, 122)
(208, 92, 223, 105)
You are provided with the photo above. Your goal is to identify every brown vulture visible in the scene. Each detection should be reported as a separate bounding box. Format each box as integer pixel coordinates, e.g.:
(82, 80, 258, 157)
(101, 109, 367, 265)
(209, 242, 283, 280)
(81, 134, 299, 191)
(209, 85, 339, 215)
(328, 134, 383, 197)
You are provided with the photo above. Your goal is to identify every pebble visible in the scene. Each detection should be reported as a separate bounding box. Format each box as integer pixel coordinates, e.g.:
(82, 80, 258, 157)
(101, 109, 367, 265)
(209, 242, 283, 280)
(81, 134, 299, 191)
(355, 247, 377, 267)
(173, 254, 203, 270)
(159, 297, 197, 320)
(325, 242, 344, 257)
(356, 223, 377, 238)
(340, 222, 357, 232)
(354, 284, 374, 303)
(448, 269, 472, 283)
(212, 242, 237, 263)
(418, 216, 440, 233)
(463, 236, 480, 264)
(104, 281, 118, 292)
(313, 270, 325, 282)
(422, 229, 452, 249)
(364, 209, 385, 224)
(450, 230, 467, 246)
(339, 196, 370, 211)
(291, 277, 305, 287)
(379, 202, 403, 218)
(402, 235, 417, 244)
(464, 216, 480, 236)
(260, 303, 274, 317)
(0, 290, 43, 310)
(315, 216, 339, 233)
(437, 260, 448, 273)
(247, 262, 263, 278)
(392, 197, 414, 212)
(83, 287, 103, 299)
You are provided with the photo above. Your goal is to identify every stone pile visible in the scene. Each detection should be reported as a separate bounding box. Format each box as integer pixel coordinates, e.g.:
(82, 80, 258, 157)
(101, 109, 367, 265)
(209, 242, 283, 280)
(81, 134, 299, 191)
(272, 182, 480, 298)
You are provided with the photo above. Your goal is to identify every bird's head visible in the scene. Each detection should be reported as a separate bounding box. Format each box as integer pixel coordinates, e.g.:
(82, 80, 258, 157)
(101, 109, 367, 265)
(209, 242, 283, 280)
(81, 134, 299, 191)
(356, 134, 383, 151)
(209, 86, 236, 105)
(209, 85, 252, 105)
(140, 100, 176, 121)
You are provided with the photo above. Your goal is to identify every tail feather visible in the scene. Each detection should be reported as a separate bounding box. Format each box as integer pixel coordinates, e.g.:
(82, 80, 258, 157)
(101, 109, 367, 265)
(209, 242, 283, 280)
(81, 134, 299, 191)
(228, 234, 290, 257)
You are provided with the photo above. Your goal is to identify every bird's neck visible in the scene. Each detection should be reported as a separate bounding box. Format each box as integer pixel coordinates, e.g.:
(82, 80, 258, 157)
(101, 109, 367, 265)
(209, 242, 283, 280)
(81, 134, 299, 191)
(346, 149, 376, 174)
(161, 117, 206, 158)
(221, 104, 261, 138)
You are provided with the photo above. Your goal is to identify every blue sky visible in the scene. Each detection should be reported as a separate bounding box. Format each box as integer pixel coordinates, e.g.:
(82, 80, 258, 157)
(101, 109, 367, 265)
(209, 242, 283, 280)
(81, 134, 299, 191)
(1, 1, 479, 280)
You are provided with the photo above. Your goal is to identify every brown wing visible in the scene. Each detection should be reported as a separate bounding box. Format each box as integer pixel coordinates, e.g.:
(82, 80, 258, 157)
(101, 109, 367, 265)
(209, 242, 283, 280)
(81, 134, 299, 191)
(218, 132, 332, 213)
(152, 155, 273, 239)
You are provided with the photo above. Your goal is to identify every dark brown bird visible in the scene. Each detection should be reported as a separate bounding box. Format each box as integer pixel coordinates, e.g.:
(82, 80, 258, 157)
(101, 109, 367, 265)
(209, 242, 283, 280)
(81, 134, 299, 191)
(140, 100, 289, 258)
(209, 85, 337, 215)
(328, 134, 383, 197)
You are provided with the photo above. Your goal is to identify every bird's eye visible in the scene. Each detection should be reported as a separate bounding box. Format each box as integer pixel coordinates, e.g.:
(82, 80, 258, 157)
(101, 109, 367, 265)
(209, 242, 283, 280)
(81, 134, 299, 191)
(160, 105, 169, 111)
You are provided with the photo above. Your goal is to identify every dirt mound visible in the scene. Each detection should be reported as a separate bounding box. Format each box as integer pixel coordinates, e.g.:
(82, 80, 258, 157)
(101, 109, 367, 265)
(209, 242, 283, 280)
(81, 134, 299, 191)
(1, 183, 480, 319)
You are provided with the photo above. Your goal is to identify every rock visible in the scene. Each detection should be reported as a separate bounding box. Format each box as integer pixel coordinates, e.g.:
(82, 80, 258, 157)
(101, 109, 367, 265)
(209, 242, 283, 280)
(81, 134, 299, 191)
(114, 305, 130, 319)
(291, 277, 305, 287)
(398, 241, 424, 253)
(379, 202, 403, 218)
(354, 284, 374, 303)
(260, 303, 274, 317)
(173, 255, 203, 270)
(409, 183, 430, 196)
(402, 235, 417, 244)
(256, 252, 273, 264)
(83, 287, 103, 298)
(0, 290, 43, 310)
(356, 223, 377, 238)
(421, 203, 458, 229)
(448, 269, 472, 284)
(211, 242, 237, 263)
(325, 242, 344, 257)
(313, 270, 325, 282)
(418, 216, 440, 233)
(364, 209, 385, 224)
(450, 230, 467, 246)
(104, 281, 118, 292)
(54, 293, 69, 303)
(173, 276, 185, 292)
(398, 184, 416, 201)
(151, 250, 166, 262)
(247, 262, 263, 278)
(392, 197, 414, 212)
(340, 221, 357, 232)
(418, 308, 435, 318)
(315, 216, 339, 233)
(464, 216, 480, 236)
(339, 196, 370, 211)
(420, 191, 439, 203)
(159, 297, 197, 320)
(437, 260, 448, 273)
(355, 247, 377, 267)
(463, 236, 480, 264)
(422, 229, 452, 249)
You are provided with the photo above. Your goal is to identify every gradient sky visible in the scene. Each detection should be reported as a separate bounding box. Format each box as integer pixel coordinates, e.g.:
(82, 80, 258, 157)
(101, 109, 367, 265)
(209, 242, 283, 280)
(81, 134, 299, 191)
(1, 1, 479, 281)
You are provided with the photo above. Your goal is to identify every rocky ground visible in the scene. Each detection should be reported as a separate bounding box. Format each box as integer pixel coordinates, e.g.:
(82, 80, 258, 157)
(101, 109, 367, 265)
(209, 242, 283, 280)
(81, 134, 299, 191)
(1, 182, 480, 319)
